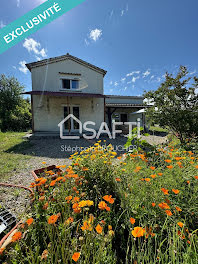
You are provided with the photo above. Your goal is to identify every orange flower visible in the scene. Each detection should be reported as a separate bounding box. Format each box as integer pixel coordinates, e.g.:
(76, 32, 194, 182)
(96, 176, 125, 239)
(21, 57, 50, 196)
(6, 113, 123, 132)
(165, 159, 172, 163)
(187, 181, 190, 184)
(26, 218, 34, 226)
(134, 166, 141, 172)
(98, 201, 107, 210)
(12, 231, 22, 242)
(65, 217, 74, 225)
(165, 210, 172, 216)
(130, 217, 135, 224)
(161, 188, 169, 195)
(72, 252, 80, 262)
(150, 166, 155, 170)
(115, 178, 121, 182)
(158, 173, 163, 176)
(41, 249, 48, 260)
(48, 214, 60, 225)
(187, 240, 191, 245)
(145, 178, 151, 182)
(132, 227, 145, 237)
(172, 189, 180, 194)
(103, 195, 115, 204)
(158, 202, 170, 209)
(195, 165, 198, 169)
(72, 203, 81, 214)
(151, 203, 156, 207)
(95, 224, 103, 234)
(175, 206, 182, 212)
(194, 176, 198, 180)
(151, 174, 156, 179)
(177, 222, 183, 228)
(167, 165, 173, 169)
(50, 180, 57, 187)
(81, 221, 92, 231)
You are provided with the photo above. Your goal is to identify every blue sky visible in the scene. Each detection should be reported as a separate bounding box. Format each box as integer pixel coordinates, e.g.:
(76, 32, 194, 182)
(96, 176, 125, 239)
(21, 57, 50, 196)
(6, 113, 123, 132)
(0, 0, 198, 96)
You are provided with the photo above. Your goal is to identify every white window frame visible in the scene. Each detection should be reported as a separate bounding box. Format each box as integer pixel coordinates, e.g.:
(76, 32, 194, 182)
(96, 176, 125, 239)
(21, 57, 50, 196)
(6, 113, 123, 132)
(60, 78, 80, 91)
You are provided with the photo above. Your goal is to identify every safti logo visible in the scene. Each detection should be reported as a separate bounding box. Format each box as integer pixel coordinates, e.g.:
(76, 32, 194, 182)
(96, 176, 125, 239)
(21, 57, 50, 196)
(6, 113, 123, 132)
(58, 114, 141, 140)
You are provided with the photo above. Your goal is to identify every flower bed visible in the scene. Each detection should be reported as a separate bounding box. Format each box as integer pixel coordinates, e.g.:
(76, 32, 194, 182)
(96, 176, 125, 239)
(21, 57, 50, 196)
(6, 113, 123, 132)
(1, 142, 198, 263)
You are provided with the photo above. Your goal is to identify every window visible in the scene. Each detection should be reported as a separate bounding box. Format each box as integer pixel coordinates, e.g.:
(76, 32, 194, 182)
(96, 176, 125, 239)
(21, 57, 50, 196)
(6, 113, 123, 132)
(112, 113, 120, 123)
(62, 79, 79, 90)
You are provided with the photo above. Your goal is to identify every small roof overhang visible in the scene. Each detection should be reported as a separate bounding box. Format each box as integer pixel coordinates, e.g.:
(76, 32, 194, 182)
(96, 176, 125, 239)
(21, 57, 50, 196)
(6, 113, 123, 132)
(105, 103, 148, 108)
(22, 91, 105, 98)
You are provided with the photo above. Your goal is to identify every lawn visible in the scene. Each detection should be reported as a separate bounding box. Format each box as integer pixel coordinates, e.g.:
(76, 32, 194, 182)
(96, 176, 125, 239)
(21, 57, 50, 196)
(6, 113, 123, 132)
(0, 132, 32, 181)
(1, 139, 198, 263)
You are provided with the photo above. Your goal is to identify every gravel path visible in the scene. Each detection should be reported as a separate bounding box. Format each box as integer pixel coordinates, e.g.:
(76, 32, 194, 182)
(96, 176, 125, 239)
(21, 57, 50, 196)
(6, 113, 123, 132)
(0, 135, 167, 218)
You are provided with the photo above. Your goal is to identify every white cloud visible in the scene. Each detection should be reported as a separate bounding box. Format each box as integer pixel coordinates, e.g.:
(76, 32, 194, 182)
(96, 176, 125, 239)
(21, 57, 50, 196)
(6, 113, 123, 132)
(0, 21, 6, 28)
(124, 87, 127, 91)
(121, 4, 129, 16)
(23, 38, 47, 58)
(19, 61, 28, 74)
(17, 0, 20, 7)
(126, 71, 140, 77)
(12, 66, 17, 70)
(150, 75, 155, 79)
(121, 77, 126, 82)
(110, 81, 113, 85)
(121, 10, 124, 16)
(114, 81, 118, 86)
(132, 76, 140, 83)
(89, 29, 102, 42)
(157, 77, 161, 82)
(143, 69, 151, 78)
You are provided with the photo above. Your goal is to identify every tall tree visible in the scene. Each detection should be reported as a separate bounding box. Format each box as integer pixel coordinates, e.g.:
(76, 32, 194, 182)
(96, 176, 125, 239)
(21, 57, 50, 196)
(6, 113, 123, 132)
(144, 66, 198, 143)
(0, 74, 31, 131)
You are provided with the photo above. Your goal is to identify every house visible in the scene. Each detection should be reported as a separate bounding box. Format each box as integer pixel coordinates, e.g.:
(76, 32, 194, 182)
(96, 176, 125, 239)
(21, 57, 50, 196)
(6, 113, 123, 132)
(24, 53, 147, 136)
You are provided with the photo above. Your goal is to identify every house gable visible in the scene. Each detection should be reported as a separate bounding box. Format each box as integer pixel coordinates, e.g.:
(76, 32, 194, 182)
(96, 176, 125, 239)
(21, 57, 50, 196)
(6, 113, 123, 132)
(28, 54, 106, 94)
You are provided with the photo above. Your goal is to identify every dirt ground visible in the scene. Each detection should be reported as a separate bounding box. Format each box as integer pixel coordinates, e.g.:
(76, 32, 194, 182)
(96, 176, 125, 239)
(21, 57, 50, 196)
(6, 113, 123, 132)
(0, 134, 167, 218)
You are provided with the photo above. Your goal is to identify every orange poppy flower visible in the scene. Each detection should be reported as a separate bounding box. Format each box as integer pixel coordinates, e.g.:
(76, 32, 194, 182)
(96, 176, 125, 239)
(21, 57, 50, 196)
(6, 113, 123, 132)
(103, 195, 115, 204)
(95, 224, 103, 234)
(186, 180, 190, 184)
(115, 178, 121, 182)
(195, 165, 198, 169)
(177, 222, 183, 228)
(12, 231, 22, 242)
(81, 221, 92, 231)
(26, 218, 34, 226)
(50, 180, 56, 187)
(165, 210, 172, 216)
(175, 206, 182, 212)
(165, 159, 172, 163)
(172, 189, 180, 194)
(151, 174, 156, 179)
(134, 166, 141, 172)
(161, 188, 169, 195)
(158, 202, 170, 209)
(150, 166, 155, 170)
(43, 202, 49, 210)
(194, 176, 198, 180)
(187, 240, 191, 245)
(72, 252, 80, 262)
(158, 173, 163, 176)
(145, 178, 151, 182)
(167, 165, 173, 169)
(65, 217, 74, 225)
(48, 214, 60, 225)
(151, 203, 156, 207)
(41, 249, 48, 260)
(131, 227, 145, 237)
(130, 217, 135, 224)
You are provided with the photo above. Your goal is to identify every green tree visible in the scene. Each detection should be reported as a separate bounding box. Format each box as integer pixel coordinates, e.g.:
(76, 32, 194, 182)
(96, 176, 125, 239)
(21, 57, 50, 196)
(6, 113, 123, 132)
(0, 74, 31, 131)
(144, 66, 198, 144)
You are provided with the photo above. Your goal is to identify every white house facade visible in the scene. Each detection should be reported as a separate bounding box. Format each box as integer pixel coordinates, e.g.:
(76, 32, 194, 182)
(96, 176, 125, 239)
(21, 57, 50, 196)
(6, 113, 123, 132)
(24, 53, 146, 135)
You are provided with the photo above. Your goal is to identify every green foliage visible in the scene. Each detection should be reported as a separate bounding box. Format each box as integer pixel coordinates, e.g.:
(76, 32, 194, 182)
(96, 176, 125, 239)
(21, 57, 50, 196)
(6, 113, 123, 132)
(144, 66, 198, 144)
(0, 74, 31, 131)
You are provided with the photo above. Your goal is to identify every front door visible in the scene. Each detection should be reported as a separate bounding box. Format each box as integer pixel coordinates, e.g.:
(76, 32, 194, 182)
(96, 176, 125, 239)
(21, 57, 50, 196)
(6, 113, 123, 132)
(63, 106, 80, 131)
